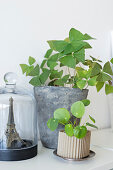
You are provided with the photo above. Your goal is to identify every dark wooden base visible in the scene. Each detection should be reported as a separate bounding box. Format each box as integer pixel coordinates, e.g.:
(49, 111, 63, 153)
(0, 145, 37, 161)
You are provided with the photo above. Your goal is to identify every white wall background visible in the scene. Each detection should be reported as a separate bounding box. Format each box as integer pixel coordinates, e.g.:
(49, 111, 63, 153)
(0, 0, 113, 129)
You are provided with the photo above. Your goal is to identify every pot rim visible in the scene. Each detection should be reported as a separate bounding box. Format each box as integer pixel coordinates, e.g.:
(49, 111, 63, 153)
(59, 130, 91, 136)
(34, 86, 89, 92)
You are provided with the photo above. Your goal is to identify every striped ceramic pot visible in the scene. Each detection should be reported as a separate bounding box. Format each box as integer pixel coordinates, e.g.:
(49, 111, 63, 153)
(57, 130, 91, 159)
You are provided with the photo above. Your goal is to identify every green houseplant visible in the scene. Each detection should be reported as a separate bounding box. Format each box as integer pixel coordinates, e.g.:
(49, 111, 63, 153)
(20, 28, 113, 149)
(47, 99, 97, 159)
(20, 28, 113, 94)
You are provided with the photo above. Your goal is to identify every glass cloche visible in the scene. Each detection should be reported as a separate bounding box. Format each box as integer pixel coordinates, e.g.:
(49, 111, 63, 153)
(0, 72, 38, 161)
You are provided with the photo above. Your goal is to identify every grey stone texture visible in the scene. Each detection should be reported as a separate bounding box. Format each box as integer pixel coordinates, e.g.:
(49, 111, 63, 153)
(34, 86, 88, 149)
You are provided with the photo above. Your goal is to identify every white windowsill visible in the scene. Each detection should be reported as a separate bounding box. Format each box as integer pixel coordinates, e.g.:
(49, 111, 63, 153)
(0, 129, 113, 170)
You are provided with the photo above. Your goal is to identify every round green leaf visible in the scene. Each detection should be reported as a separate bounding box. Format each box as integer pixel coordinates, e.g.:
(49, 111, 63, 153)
(65, 124, 73, 136)
(81, 99, 90, 106)
(47, 118, 58, 131)
(54, 108, 70, 123)
(71, 101, 85, 118)
(73, 126, 87, 139)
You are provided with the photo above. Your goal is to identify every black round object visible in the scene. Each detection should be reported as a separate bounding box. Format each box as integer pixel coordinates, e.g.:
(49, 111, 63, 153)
(0, 145, 37, 161)
(0, 139, 37, 161)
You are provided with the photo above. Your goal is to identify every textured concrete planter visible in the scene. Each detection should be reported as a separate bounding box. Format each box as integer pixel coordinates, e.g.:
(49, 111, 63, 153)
(34, 86, 88, 149)
(57, 130, 91, 159)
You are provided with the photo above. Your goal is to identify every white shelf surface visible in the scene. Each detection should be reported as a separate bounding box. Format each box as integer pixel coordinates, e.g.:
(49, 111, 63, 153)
(0, 129, 113, 170)
(91, 128, 113, 150)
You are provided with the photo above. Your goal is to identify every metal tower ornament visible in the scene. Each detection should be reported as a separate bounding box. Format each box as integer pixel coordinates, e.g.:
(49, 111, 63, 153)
(5, 97, 26, 148)
(0, 72, 37, 161)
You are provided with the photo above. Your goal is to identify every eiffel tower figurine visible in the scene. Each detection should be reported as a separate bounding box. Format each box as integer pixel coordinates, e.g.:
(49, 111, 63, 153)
(5, 97, 26, 148)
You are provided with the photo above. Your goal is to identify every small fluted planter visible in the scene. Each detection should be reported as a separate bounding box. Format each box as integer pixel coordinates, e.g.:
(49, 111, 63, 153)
(57, 130, 91, 159)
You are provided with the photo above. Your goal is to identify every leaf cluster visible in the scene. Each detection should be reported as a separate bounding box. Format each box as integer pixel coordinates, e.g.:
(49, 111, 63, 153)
(20, 28, 113, 95)
(47, 99, 98, 139)
(20, 56, 51, 86)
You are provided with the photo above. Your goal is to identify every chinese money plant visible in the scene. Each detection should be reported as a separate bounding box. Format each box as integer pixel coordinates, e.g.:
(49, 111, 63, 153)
(47, 99, 98, 138)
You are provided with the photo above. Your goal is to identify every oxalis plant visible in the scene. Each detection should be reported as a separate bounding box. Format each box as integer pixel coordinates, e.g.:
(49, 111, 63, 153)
(20, 28, 113, 95)
(47, 99, 98, 138)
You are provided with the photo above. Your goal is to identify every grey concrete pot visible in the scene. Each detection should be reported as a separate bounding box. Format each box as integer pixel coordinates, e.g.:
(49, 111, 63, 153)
(34, 86, 88, 149)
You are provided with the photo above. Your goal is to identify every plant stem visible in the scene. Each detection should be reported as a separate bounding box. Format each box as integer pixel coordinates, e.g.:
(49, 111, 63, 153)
(73, 69, 76, 87)
(85, 82, 88, 89)
(68, 67, 72, 88)
(69, 120, 74, 127)
(59, 122, 65, 126)
(68, 67, 71, 77)
(79, 118, 82, 126)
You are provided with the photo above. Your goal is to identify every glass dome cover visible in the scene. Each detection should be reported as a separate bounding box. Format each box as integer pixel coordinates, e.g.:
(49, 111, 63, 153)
(0, 72, 37, 161)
